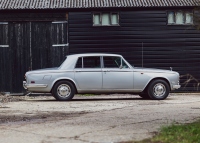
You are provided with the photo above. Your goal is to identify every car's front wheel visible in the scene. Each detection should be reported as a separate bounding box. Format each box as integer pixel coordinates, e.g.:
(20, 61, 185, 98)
(52, 81, 75, 101)
(147, 80, 170, 100)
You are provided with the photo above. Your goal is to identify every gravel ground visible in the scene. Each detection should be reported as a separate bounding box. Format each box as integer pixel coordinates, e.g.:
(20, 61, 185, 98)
(0, 93, 200, 143)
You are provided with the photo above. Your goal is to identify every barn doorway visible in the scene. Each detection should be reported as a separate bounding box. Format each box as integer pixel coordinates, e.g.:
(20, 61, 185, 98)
(0, 21, 68, 93)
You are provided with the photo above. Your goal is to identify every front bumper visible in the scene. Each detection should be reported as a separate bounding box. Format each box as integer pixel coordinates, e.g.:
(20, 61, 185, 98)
(172, 84, 181, 89)
(23, 81, 48, 89)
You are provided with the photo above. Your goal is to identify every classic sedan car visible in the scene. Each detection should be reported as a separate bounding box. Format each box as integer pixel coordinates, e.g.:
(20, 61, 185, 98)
(23, 53, 180, 101)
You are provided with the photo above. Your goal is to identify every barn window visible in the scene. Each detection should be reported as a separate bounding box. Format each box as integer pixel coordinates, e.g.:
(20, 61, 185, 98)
(185, 12, 193, 24)
(168, 11, 193, 25)
(0, 22, 9, 48)
(94, 13, 101, 25)
(111, 13, 118, 25)
(93, 12, 119, 26)
(168, 12, 175, 24)
(51, 21, 68, 47)
(176, 11, 184, 24)
(102, 13, 110, 25)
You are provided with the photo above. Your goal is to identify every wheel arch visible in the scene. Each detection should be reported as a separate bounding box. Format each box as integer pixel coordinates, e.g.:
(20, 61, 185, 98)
(142, 77, 171, 92)
(50, 78, 78, 93)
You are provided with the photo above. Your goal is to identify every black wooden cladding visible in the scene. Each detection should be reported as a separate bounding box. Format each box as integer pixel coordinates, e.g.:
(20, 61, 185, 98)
(0, 13, 67, 22)
(31, 22, 68, 70)
(69, 11, 200, 91)
(0, 21, 68, 93)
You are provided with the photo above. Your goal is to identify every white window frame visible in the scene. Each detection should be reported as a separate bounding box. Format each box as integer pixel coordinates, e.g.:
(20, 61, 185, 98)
(51, 21, 68, 47)
(0, 22, 9, 48)
(185, 12, 193, 24)
(93, 12, 119, 26)
(167, 10, 193, 25)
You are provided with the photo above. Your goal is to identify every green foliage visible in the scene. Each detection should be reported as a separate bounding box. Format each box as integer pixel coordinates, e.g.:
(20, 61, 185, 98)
(131, 120, 200, 143)
(152, 121, 200, 143)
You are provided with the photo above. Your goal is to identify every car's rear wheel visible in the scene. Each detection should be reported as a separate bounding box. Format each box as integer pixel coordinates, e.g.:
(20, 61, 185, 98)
(147, 79, 170, 100)
(52, 81, 75, 101)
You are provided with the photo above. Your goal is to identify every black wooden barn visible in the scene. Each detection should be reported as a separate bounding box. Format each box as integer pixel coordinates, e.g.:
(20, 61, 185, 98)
(0, 0, 200, 93)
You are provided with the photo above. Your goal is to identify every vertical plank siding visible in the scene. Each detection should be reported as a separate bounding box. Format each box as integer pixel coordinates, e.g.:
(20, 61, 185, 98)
(0, 23, 11, 92)
(31, 22, 52, 69)
(9, 22, 31, 93)
(0, 20, 68, 93)
(51, 22, 68, 67)
(68, 11, 200, 91)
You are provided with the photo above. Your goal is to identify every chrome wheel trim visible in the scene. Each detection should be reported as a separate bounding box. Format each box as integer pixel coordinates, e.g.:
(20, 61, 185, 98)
(153, 83, 166, 97)
(57, 84, 71, 98)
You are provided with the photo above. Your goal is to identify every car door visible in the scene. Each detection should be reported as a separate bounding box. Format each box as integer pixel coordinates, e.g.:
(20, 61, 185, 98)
(74, 56, 102, 90)
(102, 56, 133, 89)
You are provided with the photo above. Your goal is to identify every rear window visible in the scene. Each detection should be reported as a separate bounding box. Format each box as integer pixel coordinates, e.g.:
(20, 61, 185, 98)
(75, 56, 101, 68)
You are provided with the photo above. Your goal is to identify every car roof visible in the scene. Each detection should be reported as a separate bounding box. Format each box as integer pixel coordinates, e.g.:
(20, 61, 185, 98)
(67, 53, 122, 58)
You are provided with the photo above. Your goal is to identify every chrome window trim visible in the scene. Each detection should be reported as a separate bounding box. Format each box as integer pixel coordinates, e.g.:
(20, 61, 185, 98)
(0, 45, 9, 47)
(52, 44, 68, 47)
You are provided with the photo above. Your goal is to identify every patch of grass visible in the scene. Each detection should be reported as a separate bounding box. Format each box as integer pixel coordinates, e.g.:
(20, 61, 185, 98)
(131, 120, 200, 143)
(153, 120, 200, 143)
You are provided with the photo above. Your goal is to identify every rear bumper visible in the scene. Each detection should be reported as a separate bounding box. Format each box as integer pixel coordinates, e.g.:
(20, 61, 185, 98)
(23, 81, 48, 89)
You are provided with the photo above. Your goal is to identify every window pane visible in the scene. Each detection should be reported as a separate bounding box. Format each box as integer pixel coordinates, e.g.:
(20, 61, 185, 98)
(0, 22, 9, 45)
(186, 12, 193, 24)
(121, 59, 128, 68)
(176, 12, 184, 24)
(102, 13, 110, 25)
(168, 12, 175, 24)
(94, 13, 100, 25)
(51, 22, 67, 44)
(103, 56, 121, 68)
(111, 13, 118, 25)
(83, 57, 101, 68)
(75, 58, 82, 68)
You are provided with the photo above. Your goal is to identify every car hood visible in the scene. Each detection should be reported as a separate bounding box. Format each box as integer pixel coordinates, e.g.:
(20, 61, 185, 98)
(26, 67, 58, 75)
(133, 67, 177, 74)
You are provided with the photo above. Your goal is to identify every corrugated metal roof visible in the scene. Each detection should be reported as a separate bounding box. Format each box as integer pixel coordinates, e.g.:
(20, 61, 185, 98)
(0, 0, 199, 10)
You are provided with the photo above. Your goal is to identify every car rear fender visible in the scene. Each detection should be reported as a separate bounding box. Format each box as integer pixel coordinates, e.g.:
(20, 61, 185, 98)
(50, 78, 78, 93)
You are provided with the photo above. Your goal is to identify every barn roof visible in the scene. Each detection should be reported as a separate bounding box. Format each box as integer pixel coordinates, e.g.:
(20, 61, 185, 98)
(0, 0, 200, 10)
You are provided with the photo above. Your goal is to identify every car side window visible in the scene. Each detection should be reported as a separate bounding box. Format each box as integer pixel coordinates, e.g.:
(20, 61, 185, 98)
(103, 56, 121, 68)
(121, 59, 129, 69)
(83, 56, 101, 68)
(103, 56, 129, 68)
(75, 57, 82, 68)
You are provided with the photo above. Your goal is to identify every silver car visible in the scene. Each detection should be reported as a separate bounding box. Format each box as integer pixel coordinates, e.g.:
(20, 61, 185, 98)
(23, 53, 180, 101)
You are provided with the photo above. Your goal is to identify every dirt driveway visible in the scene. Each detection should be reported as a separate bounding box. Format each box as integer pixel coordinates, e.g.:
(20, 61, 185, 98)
(0, 94, 200, 143)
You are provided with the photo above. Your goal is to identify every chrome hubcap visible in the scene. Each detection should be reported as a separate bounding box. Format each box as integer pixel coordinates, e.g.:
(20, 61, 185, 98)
(153, 83, 166, 97)
(57, 84, 71, 97)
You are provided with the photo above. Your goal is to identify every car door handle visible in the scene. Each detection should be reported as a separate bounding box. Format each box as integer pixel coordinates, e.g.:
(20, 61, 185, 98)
(104, 70, 110, 72)
(75, 70, 81, 72)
